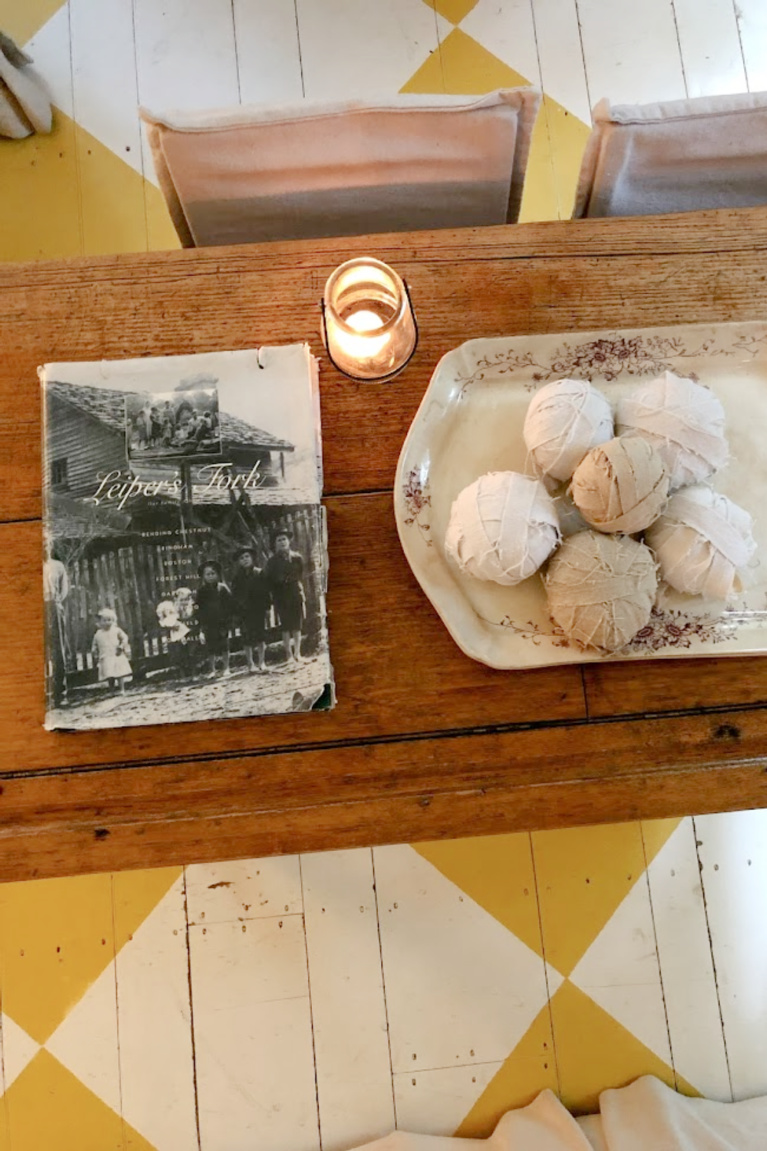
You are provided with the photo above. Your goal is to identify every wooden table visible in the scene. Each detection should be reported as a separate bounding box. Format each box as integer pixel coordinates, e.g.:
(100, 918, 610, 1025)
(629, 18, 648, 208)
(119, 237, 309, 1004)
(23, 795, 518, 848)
(3, 207, 767, 883)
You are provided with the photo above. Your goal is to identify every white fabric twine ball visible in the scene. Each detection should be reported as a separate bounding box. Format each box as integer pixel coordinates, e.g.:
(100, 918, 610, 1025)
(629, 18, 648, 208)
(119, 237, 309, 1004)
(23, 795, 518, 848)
(570, 436, 669, 534)
(545, 531, 658, 652)
(523, 378, 614, 481)
(445, 471, 560, 586)
(616, 371, 727, 490)
(645, 485, 757, 601)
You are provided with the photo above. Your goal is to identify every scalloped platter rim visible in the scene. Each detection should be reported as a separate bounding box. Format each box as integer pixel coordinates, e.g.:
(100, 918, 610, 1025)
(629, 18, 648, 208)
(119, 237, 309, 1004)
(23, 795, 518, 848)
(393, 321, 767, 669)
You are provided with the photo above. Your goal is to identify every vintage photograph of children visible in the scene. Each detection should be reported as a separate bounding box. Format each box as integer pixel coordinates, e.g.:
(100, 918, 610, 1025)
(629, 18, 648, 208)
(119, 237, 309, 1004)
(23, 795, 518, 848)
(42, 503, 332, 731)
(126, 385, 222, 460)
(41, 345, 333, 732)
(42, 344, 322, 505)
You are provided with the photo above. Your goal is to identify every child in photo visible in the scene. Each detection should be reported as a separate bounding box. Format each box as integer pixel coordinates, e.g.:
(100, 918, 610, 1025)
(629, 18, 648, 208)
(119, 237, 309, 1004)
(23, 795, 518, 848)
(156, 598, 193, 679)
(174, 586, 195, 625)
(231, 546, 270, 674)
(265, 530, 305, 665)
(161, 400, 176, 447)
(92, 607, 132, 693)
(149, 406, 163, 446)
(195, 560, 233, 677)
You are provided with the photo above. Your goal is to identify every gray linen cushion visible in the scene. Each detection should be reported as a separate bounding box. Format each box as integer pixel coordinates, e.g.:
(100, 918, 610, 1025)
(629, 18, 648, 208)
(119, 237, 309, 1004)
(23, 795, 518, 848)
(574, 92, 767, 218)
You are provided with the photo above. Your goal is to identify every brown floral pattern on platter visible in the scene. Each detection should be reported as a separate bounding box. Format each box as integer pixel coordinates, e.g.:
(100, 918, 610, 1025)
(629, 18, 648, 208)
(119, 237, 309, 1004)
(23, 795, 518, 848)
(402, 467, 432, 546)
(495, 607, 742, 654)
(455, 328, 767, 394)
(626, 608, 740, 653)
(456, 350, 548, 395)
(497, 617, 571, 648)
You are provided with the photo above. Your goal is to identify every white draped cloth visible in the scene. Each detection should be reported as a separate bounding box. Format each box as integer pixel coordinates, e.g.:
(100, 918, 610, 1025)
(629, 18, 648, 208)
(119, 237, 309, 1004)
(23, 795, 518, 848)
(353, 1078, 767, 1151)
(0, 31, 52, 138)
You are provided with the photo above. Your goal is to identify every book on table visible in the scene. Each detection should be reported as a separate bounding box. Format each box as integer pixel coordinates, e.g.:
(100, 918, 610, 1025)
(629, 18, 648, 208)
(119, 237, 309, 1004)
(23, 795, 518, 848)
(40, 343, 334, 731)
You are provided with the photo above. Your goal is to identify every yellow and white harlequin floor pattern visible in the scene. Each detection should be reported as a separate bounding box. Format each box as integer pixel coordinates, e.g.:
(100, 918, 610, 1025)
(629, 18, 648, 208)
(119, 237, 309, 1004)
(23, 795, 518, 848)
(2, 816, 767, 1150)
(3, 0, 764, 263)
(3, 0, 767, 1147)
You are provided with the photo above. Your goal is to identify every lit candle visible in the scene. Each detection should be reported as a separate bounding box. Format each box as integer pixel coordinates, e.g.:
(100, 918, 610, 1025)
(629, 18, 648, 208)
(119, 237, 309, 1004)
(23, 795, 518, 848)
(347, 309, 385, 332)
(322, 258, 417, 381)
(336, 307, 389, 361)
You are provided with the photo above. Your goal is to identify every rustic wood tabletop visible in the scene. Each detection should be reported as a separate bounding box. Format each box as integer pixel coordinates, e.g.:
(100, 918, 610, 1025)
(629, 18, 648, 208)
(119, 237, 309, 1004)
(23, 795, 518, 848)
(2, 207, 767, 881)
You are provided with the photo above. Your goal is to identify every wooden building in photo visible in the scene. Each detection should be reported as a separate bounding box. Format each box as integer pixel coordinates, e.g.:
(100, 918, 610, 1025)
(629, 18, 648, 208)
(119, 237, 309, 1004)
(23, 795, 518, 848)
(43, 380, 295, 500)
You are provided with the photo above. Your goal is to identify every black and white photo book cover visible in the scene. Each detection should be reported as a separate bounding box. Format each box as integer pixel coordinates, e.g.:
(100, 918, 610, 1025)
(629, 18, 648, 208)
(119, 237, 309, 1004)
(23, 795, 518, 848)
(41, 344, 334, 731)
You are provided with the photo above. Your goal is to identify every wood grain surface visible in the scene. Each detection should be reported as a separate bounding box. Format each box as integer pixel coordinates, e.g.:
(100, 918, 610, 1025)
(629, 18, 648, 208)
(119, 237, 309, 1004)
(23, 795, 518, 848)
(1, 708, 766, 882)
(0, 504, 583, 772)
(4, 207, 767, 519)
(2, 207, 767, 880)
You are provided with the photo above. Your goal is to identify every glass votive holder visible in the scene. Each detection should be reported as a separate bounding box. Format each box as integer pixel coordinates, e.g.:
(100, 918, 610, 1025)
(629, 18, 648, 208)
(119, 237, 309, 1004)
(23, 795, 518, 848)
(322, 257, 417, 382)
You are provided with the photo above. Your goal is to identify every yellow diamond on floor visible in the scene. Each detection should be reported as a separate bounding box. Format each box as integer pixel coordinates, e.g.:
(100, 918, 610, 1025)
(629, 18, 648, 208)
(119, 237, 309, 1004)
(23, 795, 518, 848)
(532, 822, 677, 976)
(0, 1013, 40, 1093)
(455, 1002, 559, 1137)
(0, 874, 115, 1045)
(415, 832, 544, 958)
(2, 0, 66, 45)
(0, 867, 181, 1045)
(550, 980, 679, 1115)
(0, 112, 82, 261)
(0, 106, 180, 262)
(0, 1050, 157, 1151)
(423, 0, 481, 24)
(402, 26, 527, 96)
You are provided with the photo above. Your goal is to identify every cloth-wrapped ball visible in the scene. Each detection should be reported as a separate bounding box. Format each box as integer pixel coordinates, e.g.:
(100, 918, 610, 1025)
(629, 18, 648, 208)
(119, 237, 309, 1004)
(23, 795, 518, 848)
(570, 436, 669, 534)
(523, 378, 614, 481)
(545, 531, 658, 652)
(616, 371, 727, 490)
(445, 471, 560, 586)
(645, 485, 757, 601)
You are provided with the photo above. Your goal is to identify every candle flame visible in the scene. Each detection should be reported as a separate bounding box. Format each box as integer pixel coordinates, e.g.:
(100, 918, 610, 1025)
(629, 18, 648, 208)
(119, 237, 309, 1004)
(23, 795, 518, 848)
(333, 306, 390, 361)
(346, 308, 385, 333)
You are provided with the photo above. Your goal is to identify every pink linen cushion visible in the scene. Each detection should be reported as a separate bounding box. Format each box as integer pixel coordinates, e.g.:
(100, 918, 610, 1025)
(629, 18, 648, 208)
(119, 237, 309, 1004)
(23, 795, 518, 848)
(141, 90, 541, 247)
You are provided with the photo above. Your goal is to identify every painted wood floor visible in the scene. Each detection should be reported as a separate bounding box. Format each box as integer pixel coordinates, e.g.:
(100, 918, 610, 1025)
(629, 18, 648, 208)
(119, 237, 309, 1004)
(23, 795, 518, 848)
(2, 817, 767, 1150)
(2, 0, 764, 259)
(1, 1, 767, 1149)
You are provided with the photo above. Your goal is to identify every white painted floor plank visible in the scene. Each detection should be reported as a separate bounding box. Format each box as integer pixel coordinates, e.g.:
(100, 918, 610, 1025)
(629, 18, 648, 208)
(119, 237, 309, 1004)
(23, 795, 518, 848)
(530, 0, 592, 120)
(569, 874, 672, 1066)
(0, 1015, 40, 1095)
(644, 819, 731, 1100)
(673, 0, 747, 97)
(185, 856, 303, 927)
(295, 0, 441, 100)
(24, 4, 75, 118)
(301, 849, 395, 1151)
(133, 0, 241, 194)
(374, 845, 554, 1076)
(394, 1062, 502, 1136)
(69, 0, 144, 175)
(133, 0, 240, 112)
(44, 962, 122, 1115)
(695, 810, 767, 1101)
(190, 916, 319, 1151)
(460, 0, 542, 92)
(233, 0, 304, 105)
(114, 876, 199, 1151)
(736, 0, 767, 92)
(576, 0, 687, 106)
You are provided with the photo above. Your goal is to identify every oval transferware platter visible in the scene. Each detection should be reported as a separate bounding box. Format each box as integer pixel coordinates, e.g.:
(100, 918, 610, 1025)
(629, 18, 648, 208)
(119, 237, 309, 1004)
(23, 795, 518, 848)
(393, 321, 767, 669)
